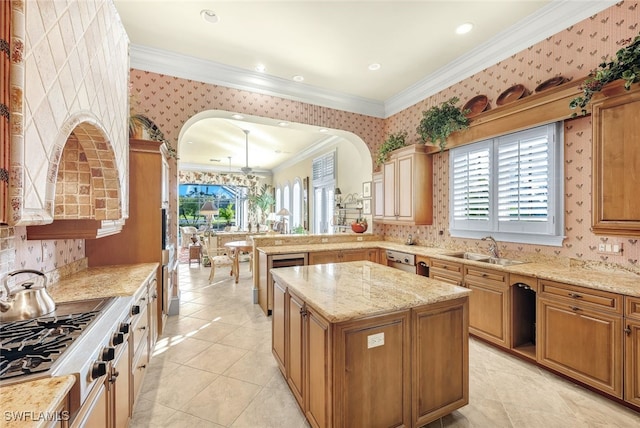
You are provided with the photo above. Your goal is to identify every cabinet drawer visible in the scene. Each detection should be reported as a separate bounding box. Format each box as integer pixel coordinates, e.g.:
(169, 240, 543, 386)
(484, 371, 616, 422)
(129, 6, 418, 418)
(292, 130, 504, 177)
(430, 259, 463, 275)
(131, 343, 149, 402)
(131, 304, 149, 355)
(429, 269, 462, 286)
(626, 296, 640, 320)
(464, 266, 507, 288)
(539, 280, 622, 314)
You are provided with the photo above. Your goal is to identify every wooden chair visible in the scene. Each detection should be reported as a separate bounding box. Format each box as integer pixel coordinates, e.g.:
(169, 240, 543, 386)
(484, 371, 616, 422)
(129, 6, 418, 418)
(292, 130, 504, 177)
(204, 237, 233, 282)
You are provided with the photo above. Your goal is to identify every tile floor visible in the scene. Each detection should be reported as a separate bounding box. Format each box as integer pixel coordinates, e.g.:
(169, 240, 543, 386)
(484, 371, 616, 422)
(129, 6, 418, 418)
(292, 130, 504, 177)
(130, 263, 640, 428)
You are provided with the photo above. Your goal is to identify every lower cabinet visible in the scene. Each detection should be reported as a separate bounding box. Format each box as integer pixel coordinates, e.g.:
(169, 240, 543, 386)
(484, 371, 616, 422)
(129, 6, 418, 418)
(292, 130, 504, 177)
(72, 379, 108, 428)
(428, 259, 462, 286)
(464, 265, 510, 348)
(538, 280, 623, 398)
(308, 249, 377, 265)
(625, 296, 640, 407)
(110, 341, 131, 428)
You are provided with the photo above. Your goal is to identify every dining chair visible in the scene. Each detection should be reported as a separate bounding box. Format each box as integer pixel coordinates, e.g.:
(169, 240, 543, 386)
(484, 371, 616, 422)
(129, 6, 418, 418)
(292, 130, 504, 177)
(205, 236, 234, 282)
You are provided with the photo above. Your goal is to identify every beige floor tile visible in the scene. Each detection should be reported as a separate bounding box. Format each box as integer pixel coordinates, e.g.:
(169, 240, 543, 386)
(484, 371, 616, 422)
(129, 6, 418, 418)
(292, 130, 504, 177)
(180, 376, 261, 426)
(230, 386, 309, 428)
(129, 398, 177, 427)
(223, 350, 280, 386)
(189, 320, 240, 342)
(153, 336, 214, 364)
(164, 411, 225, 427)
(184, 343, 248, 374)
(140, 364, 218, 410)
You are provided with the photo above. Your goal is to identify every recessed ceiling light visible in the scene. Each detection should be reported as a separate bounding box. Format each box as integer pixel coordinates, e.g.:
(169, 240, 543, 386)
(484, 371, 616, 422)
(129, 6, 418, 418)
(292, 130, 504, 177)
(200, 9, 219, 24)
(292, 75, 304, 82)
(368, 63, 381, 71)
(319, 128, 328, 133)
(455, 22, 473, 35)
(209, 158, 221, 162)
(255, 64, 266, 72)
(278, 121, 289, 127)
(231, 114, 244, 120)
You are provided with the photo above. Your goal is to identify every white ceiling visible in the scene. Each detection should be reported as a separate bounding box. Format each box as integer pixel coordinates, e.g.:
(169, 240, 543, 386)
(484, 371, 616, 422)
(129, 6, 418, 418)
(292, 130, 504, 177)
(114, 0, 616, 174)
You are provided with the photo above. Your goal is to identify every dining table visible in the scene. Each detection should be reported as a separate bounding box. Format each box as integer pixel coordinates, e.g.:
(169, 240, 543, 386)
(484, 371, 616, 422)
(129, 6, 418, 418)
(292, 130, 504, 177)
(224, 240, 254, 283)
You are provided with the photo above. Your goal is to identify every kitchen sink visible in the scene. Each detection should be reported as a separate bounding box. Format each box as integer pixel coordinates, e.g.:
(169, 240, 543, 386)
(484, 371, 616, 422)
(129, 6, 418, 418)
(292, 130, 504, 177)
(447, 252, 526, 266)
(448, 252, 491, 261)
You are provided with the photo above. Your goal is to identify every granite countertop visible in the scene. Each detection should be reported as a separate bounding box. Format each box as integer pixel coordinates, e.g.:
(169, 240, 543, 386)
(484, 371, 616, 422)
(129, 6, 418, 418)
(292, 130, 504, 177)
(271, 260, 470, 323)
(0, 375, 75, 427)
(46, 262, 159, 303)
(258, 240, 640, 297)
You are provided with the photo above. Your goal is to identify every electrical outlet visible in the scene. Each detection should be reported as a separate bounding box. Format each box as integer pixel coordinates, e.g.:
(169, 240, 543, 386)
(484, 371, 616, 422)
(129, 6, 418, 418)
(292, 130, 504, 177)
(357, 236, 363, 241)
(274, 240, 283, 245)
(598, 243, 606, 252)
(367, 332, 384, 349)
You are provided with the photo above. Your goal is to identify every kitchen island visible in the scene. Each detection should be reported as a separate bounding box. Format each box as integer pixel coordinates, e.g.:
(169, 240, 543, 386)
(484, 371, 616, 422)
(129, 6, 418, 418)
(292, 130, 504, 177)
(271, 261, 471, 428)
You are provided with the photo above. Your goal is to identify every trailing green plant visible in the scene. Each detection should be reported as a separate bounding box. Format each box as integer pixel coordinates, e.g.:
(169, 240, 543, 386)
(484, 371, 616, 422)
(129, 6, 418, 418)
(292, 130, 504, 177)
(569, 33, 640, 116)
(375, 131, 407, 166)
(417, 97, 469, 151)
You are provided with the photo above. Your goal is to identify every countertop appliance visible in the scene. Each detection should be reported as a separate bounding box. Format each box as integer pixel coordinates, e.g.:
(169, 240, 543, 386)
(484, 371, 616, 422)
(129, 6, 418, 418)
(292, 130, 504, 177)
(0, 296, 132, 416)
(385, 250, 416, 273)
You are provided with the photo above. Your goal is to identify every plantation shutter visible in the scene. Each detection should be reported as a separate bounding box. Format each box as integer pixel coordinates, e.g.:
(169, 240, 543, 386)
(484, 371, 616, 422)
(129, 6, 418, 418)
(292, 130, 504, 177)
(497, 132, 549, 223)
(452, 146, 490, 222)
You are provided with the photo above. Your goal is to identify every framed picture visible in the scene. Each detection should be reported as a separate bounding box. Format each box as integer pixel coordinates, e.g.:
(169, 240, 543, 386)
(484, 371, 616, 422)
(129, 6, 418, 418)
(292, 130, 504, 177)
(362, 199, 371, 215)
(362, 181, 372, 199)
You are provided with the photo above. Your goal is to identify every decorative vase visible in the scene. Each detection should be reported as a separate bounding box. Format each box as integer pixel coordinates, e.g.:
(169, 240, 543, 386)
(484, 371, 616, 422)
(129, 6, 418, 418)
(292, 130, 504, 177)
(351, 222, 367, 233)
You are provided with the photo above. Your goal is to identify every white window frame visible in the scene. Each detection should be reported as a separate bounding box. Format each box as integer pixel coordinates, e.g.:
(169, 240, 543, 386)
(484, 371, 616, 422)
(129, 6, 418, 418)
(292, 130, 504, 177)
(449, 123, 564, 246)
(292, 178, 302, 229)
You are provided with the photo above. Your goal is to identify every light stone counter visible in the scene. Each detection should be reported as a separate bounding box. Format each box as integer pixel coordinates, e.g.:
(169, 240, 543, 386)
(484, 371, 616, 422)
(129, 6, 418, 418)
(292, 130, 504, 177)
(271, 260, 470, 323)
(0, 375, 75, 427)
(258, 240, 640, 298)
(46, 262, 159, 303)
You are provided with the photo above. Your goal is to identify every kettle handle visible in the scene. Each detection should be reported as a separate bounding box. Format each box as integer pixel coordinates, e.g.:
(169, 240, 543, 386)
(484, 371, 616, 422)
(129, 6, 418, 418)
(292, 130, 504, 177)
(5, 270, 47, 295)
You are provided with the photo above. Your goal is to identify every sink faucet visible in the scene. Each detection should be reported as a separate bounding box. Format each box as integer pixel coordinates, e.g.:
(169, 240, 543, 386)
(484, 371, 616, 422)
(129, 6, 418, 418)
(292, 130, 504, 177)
(482, 236, 500, 258)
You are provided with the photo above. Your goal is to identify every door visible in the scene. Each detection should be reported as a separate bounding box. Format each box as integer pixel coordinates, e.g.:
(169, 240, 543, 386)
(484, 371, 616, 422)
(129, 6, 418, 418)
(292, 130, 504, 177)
(287, 292, 305, 408)
(313, 185, 334, 234)
(625, 319, 640, 407)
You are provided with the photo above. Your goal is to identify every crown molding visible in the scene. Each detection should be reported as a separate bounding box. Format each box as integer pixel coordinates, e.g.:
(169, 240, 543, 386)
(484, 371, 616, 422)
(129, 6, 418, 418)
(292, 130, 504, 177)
(129, 0, 617, 119)
(384, 0, 618, 116)
(130, 45, 386, 118)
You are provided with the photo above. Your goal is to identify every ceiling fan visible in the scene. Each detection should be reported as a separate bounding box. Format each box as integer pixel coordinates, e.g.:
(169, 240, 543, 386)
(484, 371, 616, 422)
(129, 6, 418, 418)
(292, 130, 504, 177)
(240, 129, 253, 175)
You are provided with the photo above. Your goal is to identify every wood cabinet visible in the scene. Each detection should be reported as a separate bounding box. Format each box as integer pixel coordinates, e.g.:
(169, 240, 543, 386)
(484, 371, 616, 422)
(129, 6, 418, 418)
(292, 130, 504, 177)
(372, 172, 384, 219)
(509, 274, 537, 361)
(429, 259, 463, 286)
(464, 265, 510, 348)
(412, 299, 468, 426)
(272, 271, 469, 428)
(625, 296, 640, 407)
(110, 340, 130, 428)
(308, 248, 378, 265)
(381, 145, 433, 225)
(71, 378, 108, 428)
(130, 282, 151, 405)
(86, 139, 167, 335)
(591, 81, 640, 236)
(538, 280, 623, 398)
(258, 252, 308, 315)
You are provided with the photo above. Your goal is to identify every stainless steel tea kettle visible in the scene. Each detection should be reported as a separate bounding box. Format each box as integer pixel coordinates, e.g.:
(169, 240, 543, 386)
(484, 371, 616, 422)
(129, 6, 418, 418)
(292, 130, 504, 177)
(0, 269, 56, 322)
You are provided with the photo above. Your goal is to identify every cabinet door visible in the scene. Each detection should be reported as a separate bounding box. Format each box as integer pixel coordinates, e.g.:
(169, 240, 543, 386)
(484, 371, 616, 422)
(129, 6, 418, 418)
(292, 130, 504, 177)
(112, 341, 131, 428)
(373, 172, 384, 219)
(72, 381, 108, 428)
(383, 161, 397, 218)
(308, 251, 338, 265)
(625, 319, 640, 407)
(258, 252, 269, 315)
(340, 249, 367, 262)
(305, 307, 330, 428)
(466, 280, 509, 347)
(624, 320, 640, 406)
(272, 280, 286, 374)
(148, 277, 158, 352)
(396, 154, 414, 220)
(287, 292, 305, 408)
(592, 82, 640, 235)
(538, 298, 623, 398)
(413, 299, 468, 427)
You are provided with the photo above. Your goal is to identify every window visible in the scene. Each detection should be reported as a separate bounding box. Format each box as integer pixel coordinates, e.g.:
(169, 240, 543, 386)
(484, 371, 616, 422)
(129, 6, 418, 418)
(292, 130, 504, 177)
(292, 179, 302, 229)
(312, 151, 336, 234)
(450, 123, 564, 246)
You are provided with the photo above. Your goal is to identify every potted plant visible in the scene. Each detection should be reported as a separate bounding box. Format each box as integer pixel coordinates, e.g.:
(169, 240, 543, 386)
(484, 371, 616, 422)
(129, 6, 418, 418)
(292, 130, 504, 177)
(569, 33, 640, 116)
(351, 217, 368, 233)
(375, 131, 407, 166)
(416, 97, 469, 151)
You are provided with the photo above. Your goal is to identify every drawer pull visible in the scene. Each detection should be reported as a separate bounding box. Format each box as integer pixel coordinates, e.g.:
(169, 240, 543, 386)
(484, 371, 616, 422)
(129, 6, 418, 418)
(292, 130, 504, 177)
(481, 273, 488, 278)
(625, 326, 632, 336)
(138, 326, 146, 331)
(138, 364, 146, 370)
(570, 306, 581, 311)
(568, 293, 582, 299)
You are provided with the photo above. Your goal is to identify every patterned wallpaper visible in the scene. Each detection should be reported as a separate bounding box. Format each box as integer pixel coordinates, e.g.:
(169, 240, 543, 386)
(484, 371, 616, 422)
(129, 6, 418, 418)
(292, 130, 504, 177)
(129, 1, 639, 272)
(4, 1, 640, 279)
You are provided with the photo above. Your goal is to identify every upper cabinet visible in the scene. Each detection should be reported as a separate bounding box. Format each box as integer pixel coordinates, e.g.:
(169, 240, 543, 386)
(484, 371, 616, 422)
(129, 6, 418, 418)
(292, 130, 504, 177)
(381, 145, 433, 225)
(7, 0, 129, 233)
(591, 81, 640, 236)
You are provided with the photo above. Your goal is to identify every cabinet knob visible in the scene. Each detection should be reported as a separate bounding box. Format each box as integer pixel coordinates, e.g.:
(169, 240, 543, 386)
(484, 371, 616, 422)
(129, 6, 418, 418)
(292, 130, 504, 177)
(570, 306, 581, 312)
(625, 325, 632, 336)
(568, 292, 582, 299)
